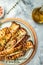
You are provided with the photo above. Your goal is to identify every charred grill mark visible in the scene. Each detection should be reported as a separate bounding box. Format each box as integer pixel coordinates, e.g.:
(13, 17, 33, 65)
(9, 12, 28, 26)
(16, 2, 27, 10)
(5, 40, 33, 60)
(5, 51, 25, 60)
(0, 22, 33, 61)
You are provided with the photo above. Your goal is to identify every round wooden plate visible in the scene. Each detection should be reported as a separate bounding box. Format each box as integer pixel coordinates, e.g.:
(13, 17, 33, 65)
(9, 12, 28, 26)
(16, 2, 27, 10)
(0, 18, 38, 65)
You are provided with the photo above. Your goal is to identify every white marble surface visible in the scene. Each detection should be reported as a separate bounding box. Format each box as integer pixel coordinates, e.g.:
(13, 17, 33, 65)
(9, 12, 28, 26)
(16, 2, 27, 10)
(0, 0, 43, 65)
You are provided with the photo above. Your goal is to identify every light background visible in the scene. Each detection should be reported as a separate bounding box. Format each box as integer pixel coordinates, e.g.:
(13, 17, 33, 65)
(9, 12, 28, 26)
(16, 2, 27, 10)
(0, 0, 43, 65)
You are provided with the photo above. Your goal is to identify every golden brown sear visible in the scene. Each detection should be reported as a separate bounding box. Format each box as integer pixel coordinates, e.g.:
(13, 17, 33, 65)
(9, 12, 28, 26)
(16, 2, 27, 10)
(0, 30, 5, 39)
(0, 27, 10, 39)
(0, 22, 34, 60)
(9, 22, 20, 34)
(0, 27, 27, 56)
(5, 40, 33, 60)
(2, 27, 10, 34)
(0, 33, 11, 51)
(22, 40, 33, 51)
(5, 51, 25, 60)
(0, 40, 16, 55)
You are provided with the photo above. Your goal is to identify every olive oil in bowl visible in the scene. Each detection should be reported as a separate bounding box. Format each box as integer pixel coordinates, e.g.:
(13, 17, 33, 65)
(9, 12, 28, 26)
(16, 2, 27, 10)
(32, 7, 43, 23)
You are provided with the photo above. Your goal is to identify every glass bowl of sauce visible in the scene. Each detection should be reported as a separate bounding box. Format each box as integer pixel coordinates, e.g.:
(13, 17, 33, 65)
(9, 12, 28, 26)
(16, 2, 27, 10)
(32, 7, 43, 24)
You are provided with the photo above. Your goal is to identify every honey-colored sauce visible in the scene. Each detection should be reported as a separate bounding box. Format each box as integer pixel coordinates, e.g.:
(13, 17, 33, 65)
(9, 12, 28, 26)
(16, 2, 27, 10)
(32, 7, 43, 23)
